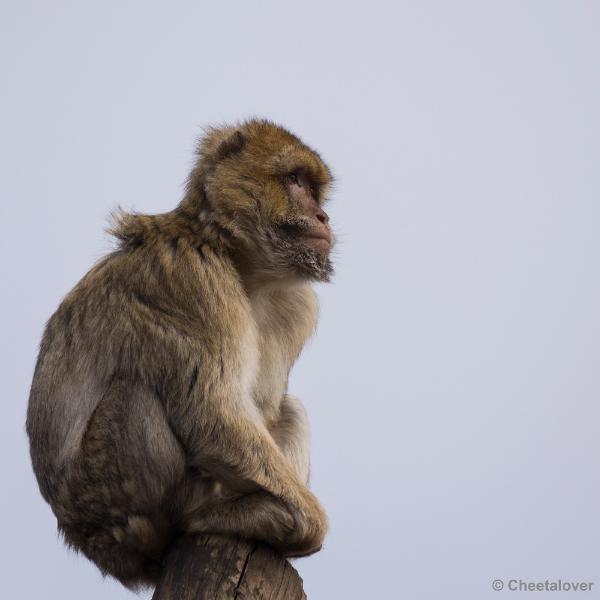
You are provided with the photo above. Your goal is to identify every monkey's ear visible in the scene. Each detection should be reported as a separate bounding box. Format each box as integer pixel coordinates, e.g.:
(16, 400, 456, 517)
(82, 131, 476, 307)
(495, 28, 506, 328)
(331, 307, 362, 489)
(216, 130, 246, 161)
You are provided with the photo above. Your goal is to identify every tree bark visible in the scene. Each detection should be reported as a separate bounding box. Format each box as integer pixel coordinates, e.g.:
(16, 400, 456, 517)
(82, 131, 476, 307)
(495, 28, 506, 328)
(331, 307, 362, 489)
(151, 534, 307, 600)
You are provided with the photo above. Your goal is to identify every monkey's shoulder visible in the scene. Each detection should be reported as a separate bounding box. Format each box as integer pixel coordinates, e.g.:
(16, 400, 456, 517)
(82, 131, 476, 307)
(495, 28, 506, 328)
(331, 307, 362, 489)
(41, 240, 248, 361)
(39, 235, 320, 389)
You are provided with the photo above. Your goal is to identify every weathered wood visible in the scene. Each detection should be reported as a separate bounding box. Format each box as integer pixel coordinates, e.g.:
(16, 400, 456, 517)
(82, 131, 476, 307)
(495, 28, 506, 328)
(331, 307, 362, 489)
(151, 534, 307, 600)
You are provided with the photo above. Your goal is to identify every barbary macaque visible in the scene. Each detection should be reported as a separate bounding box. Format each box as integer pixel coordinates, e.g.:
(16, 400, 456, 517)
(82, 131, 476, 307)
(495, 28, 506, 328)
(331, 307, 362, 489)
(26, 119, 334, 588)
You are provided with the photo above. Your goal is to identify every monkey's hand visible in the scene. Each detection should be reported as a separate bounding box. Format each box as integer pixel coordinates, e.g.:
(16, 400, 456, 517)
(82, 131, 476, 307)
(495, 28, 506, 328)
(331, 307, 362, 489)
(185, 476, 327, 557)
(185, 489, 325, 556)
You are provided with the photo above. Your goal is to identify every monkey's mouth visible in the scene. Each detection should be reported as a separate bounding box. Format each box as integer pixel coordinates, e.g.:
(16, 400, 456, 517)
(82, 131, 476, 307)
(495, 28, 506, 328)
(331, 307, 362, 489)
(279, 222, 330, 243)
(303, 232, 331, 242)
(300, 232, 331, 253)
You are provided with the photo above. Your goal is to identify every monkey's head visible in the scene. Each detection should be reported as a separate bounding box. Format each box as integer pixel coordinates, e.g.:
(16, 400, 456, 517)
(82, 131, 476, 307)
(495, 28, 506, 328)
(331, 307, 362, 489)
(183, 119, 334, 283)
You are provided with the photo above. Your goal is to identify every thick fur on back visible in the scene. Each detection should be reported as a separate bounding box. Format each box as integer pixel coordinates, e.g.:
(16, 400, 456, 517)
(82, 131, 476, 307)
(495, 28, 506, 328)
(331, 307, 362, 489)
(26, 119, 331, 588)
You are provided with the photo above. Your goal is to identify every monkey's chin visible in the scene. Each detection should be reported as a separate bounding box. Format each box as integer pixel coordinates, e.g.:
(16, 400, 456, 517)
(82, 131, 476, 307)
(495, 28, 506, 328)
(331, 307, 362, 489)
(289, 247, 333, 283)
(268, 230, 333, 282)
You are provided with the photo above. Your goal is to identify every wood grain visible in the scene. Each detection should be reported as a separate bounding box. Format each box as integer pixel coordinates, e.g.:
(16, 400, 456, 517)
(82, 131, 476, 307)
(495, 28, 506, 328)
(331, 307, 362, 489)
(152, 534, 307, 600)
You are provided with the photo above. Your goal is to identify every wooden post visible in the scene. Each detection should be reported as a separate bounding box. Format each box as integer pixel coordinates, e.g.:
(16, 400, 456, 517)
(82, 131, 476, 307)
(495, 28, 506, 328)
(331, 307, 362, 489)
(151, 534, 307, 600)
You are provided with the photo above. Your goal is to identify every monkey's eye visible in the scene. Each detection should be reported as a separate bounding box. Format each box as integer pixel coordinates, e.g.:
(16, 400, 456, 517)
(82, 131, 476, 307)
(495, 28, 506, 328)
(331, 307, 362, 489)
(288, 172, 299, 185)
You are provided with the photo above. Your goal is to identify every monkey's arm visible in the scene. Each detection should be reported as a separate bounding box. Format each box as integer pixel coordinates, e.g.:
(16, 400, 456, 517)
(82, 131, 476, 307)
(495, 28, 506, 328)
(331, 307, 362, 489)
(175, 382, 326, 556)
(270, 394, 311, 485)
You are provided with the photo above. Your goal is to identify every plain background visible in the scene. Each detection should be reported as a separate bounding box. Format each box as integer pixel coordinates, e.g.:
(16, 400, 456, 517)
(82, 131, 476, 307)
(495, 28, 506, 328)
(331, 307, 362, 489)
(2, 2, 599, 598)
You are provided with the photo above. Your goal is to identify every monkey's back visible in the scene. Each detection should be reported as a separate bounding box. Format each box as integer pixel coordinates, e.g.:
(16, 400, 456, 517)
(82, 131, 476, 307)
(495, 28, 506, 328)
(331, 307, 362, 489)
(26, 234, 240, 587)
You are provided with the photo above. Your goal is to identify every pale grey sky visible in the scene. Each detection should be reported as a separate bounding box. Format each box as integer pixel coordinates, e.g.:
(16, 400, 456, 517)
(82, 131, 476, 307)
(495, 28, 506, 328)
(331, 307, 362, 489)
(2, 2, 599, 599)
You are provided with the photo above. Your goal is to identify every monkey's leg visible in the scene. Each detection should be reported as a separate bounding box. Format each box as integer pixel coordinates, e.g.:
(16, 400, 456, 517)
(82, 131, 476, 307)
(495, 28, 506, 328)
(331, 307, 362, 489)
(270, 394, 311, 485)
(173, 395, 327, 556)
(63, 379, 186, 588)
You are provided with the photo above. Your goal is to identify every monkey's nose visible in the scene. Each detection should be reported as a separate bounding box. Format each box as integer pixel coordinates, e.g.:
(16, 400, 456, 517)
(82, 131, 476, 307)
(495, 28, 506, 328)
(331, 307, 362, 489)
(315, 209, 329, 225)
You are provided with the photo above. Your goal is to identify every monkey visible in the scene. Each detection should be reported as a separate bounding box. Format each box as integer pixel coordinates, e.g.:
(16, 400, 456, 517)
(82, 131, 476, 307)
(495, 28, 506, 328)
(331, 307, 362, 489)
(26, 119, 335, 589)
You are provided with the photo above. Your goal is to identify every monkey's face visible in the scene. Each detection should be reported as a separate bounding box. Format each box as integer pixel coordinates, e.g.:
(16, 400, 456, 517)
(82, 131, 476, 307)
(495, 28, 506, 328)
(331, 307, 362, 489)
(266, 165, 334, 283)
(199, 121, 335, 282)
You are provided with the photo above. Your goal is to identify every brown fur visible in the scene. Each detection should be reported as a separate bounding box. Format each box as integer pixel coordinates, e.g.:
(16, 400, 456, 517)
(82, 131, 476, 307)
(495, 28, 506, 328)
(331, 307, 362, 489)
(26, 119, 334, 589)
